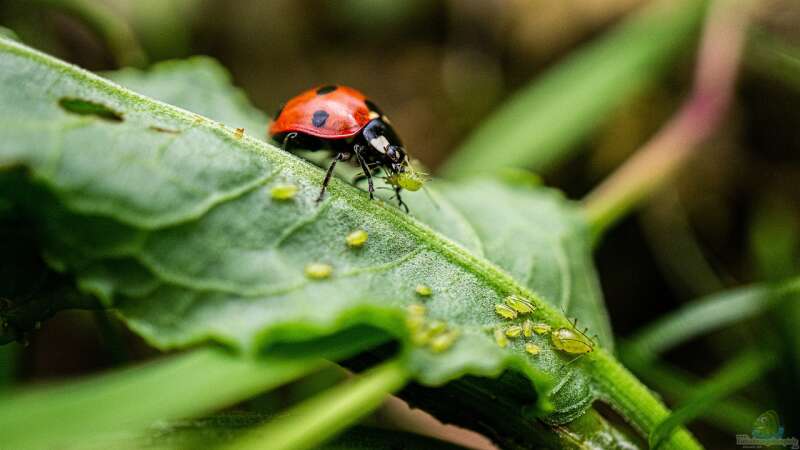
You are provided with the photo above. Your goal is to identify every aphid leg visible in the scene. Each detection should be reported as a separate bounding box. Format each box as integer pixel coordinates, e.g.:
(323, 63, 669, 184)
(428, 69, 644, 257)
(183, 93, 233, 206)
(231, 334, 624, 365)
(394, 186, 409, 213)
(281, 132, 299, 152)
(317, 152, 346, 203)
(353, 144, 374, 199)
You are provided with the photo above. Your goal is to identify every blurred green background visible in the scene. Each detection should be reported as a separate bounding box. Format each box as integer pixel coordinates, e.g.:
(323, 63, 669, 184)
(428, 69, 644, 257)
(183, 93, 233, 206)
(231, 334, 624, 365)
(1, 0, 800, 447)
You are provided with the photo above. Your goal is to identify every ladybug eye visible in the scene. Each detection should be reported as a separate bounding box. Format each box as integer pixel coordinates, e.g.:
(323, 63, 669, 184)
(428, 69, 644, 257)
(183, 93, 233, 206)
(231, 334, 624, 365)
(386, 145, 403, 162)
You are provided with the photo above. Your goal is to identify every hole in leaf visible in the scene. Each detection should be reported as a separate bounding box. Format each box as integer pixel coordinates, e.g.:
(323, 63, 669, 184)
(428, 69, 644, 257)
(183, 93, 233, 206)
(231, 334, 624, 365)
(58, 98, 123, 122)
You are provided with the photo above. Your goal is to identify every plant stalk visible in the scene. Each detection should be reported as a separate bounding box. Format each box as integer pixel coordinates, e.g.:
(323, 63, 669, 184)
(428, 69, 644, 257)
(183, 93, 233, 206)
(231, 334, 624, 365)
(222, 358, 411, 450)
(583, 0, 753, 239)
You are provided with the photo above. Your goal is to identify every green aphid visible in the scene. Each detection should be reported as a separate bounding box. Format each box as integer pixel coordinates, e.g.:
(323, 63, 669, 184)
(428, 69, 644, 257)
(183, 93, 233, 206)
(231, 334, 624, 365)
(304, 262, 332, 279)
(407, 303, 426, 317)
(533, 323, 552, 335)
(429, 331, 459, 353)
(387, 168, 426, 192)
(406, 315, 425, 333)
(504, 295, 535, 314)
(495, 303, 518, 320)
(505, 325, 522, 338)
(415, 284, 432, 297)
(551, 327, 594, 355)
(270, 183, 298, 200)
(494, 329, 509, 348)
(525, 343, 541, 356)
(522, 319, 533, 337)
(426, 320, 447, 335)
(411, 328, 431, 346)
(345, 229, 368, 248)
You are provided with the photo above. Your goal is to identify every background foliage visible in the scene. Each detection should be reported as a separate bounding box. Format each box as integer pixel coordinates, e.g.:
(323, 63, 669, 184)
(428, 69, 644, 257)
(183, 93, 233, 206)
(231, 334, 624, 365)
(1, 0, 799, 449)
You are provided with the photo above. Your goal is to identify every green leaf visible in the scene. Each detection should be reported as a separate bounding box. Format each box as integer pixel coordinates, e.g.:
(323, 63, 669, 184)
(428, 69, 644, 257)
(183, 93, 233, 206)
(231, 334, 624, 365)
(622, 279, 800, 364)
(0, 348, 323, 450)
(0, 39, 700, 449)
(105, 57, 268, 136)
(82, 418, 475, 450)
(649, 351, 776, 449)
(410, 179, 614, 350)
(442, 0, 707, 177)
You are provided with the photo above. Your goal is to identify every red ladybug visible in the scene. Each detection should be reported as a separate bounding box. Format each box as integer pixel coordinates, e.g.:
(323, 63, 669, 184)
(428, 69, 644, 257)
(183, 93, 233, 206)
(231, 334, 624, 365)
(270, 84, 418, 211)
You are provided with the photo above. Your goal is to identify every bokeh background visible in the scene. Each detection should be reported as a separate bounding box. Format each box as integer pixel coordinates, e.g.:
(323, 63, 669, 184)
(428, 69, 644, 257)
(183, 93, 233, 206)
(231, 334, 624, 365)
(2, 0, 800, 447)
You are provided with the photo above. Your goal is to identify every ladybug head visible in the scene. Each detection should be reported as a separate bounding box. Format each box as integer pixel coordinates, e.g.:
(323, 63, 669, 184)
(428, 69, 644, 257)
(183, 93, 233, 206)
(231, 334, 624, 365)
(385, 145, 408, 173)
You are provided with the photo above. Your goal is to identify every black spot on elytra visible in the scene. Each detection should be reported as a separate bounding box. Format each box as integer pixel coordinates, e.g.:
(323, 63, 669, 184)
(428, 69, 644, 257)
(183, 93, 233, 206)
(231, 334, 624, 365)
(364, 99, 383, 115)
(58, 98, 123, 122)
(316, 85, 337, 95)
(312, 110, 329, 128)
(274, 103, 285, 119)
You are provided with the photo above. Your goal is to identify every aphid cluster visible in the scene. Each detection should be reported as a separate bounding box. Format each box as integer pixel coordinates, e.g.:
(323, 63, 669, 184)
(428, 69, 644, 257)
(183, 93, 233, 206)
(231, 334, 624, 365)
(492, 294, 596, 361)
(406, 303, 459, 353)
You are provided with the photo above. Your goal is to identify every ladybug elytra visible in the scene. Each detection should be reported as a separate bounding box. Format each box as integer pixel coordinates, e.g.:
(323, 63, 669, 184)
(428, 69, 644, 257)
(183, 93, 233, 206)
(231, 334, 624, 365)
(269, 84, 423, 211)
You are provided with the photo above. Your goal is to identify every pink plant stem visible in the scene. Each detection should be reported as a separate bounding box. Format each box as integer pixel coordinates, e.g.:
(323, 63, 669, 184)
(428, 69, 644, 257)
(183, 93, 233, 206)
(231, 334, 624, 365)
(583, 0, 753, 238)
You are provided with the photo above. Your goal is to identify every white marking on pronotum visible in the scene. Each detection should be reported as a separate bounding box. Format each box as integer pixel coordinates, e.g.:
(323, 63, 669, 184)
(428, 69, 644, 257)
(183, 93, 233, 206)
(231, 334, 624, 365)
(369, 135, 390, 154)
(368, 111, 380, 120)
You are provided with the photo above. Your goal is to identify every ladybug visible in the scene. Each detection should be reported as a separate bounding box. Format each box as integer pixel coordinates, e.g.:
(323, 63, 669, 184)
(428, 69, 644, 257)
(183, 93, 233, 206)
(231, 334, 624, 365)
(269, 84, 423, 212)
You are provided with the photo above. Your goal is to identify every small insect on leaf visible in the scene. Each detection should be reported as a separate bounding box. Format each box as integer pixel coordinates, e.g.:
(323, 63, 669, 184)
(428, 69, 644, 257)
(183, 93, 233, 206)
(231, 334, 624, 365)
(427, 320, 447, 336)
(525, 343, 541, 356)
(429, 330, 459, 353)
(405, 303, 427, 334)
(494, 329, 509, 348)
(532, 323, 552, 335)
(271, 184, 298, 200)
(505, 325, 522, 338)
(495, 303, 518, 320)
(407, 303, 426, 317)
(504, 295, 535, 314)
(304, 262, 332, 280)
(522, 319, 533, 337)
(387, 169, 427, 192)
(345, 229, 368, 248)
(551, 328, 594, 354)
(415, 284, 432, 297)
(234, 127, 245, 139)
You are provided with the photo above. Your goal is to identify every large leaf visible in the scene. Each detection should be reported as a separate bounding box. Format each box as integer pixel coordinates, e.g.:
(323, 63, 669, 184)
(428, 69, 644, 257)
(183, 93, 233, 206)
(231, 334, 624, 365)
(0, 40, 699, 449)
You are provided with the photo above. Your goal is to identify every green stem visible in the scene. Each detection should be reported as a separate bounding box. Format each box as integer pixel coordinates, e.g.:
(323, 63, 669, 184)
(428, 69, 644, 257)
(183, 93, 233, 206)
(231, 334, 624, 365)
(0, 347, 330, 450)
(591, 351, 704, 450)
(583, 0, 752, 239)
(223, 358, 410, 450)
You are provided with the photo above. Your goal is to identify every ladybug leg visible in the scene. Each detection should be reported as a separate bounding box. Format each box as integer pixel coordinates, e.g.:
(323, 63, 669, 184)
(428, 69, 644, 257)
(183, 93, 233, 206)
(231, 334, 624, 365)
(394, 186, 409, 213)
(281, 132, 299, 152)
(317, 152, 345, 203)
(353, 144, 375, 200)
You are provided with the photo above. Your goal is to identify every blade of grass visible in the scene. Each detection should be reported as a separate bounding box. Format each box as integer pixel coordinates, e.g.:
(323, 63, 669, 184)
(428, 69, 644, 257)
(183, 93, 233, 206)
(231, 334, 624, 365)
(746, 29, 800, 92)
(222, 358, 411, 450)
(621, 279, 800, 364)
(0, 327, 386, 450)
(442, 0, 707, 177)
(649, 350, 776, 449)
(623, 352, 762, 433)
(583, 0, 752, 239)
